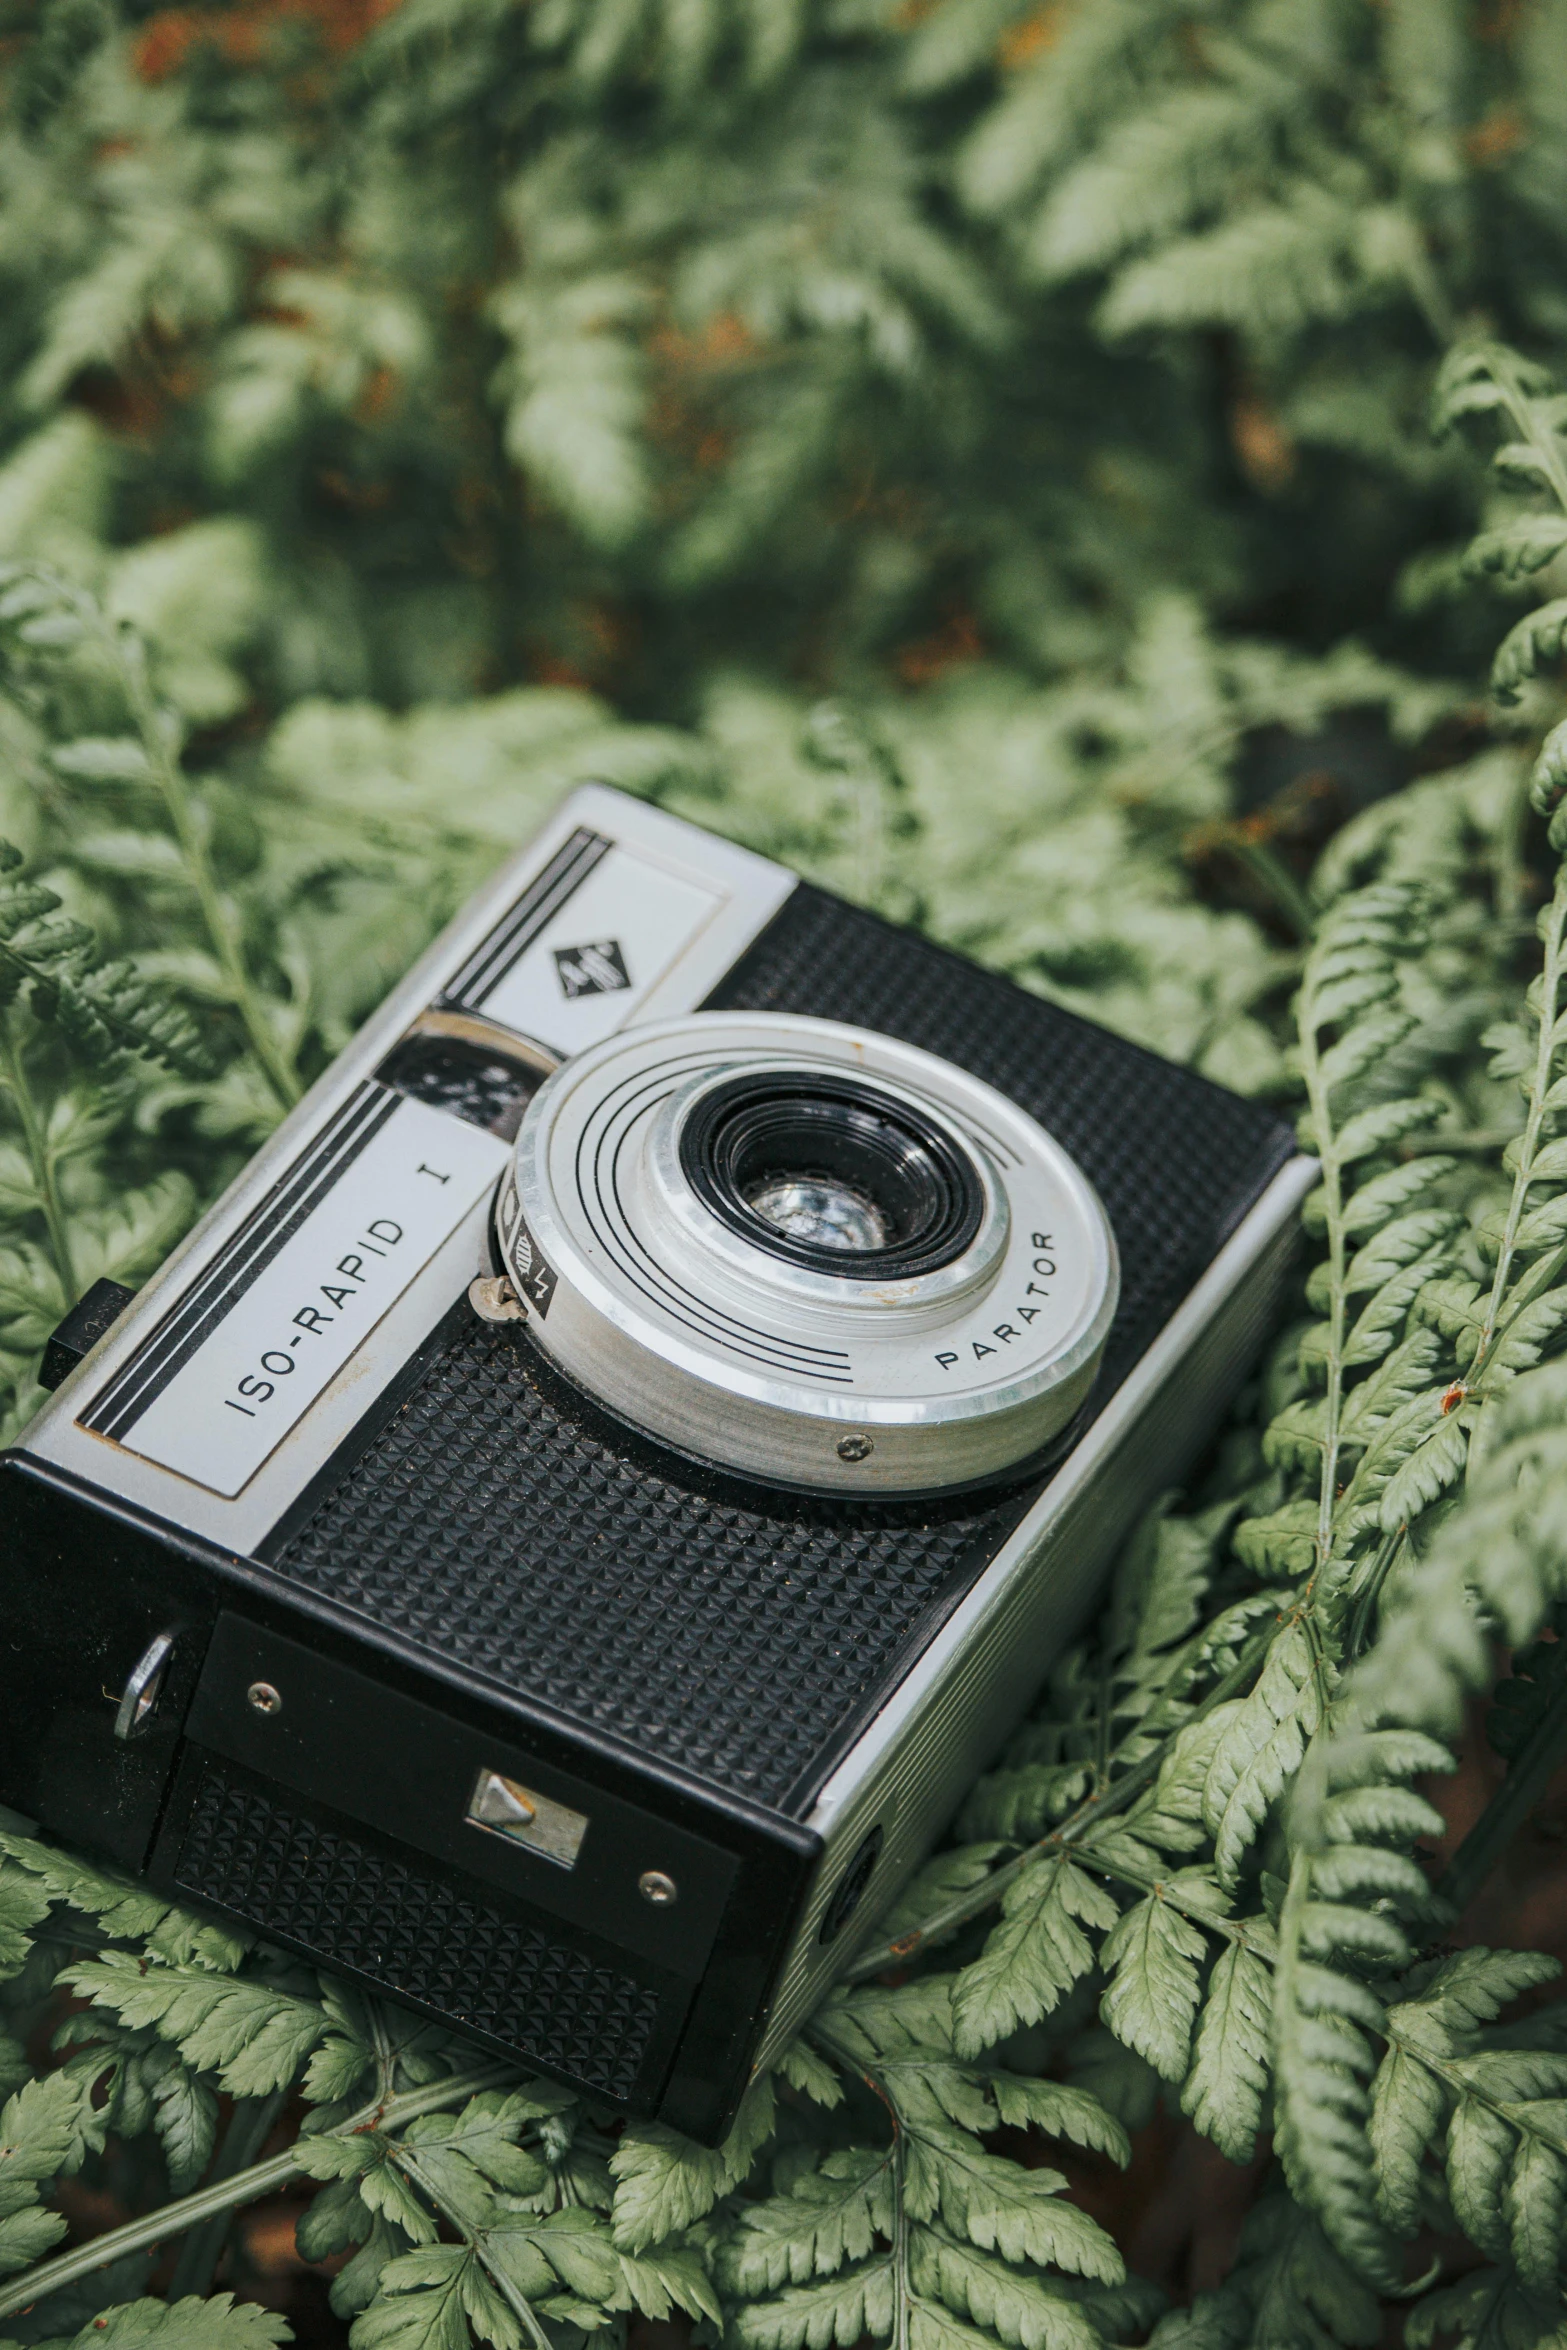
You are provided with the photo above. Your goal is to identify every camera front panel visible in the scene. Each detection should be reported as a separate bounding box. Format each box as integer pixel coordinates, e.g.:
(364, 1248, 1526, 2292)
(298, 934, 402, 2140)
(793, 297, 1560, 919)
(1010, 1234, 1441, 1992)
(0, 784, 1306, 2142)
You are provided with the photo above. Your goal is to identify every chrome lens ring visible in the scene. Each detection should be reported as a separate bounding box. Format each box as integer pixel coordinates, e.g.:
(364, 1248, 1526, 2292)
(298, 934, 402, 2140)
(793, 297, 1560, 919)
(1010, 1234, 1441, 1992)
(644, 1058, 1011, 1318)
(501, 1012, 1119, 1495)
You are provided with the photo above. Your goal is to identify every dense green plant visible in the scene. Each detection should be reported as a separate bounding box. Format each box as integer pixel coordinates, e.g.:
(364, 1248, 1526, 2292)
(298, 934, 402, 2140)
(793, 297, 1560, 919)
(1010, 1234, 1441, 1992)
(5, 4, 1567, 2350)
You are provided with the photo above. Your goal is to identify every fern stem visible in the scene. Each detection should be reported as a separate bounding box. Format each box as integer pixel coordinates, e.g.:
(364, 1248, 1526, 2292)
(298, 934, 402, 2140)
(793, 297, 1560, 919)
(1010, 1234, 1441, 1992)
(802, 2025, 911, 2336)
(395, 2145, 556, 2350)
(1344, 1526, 1405, 1660)
(1472, 873, 1567, 1375)
(1397, 1127, 1522, 1157)
(0, 2063, 515, 2324)
(840, 1622, 1274, 1982)
(1297, 997, 1347, 1588)
(888, 2107, 912, 2350)
(1089, 1852, 1273, 1950)
(0, 1010, 75, 1304)
(1228, 837, 1316, 940)
(1486, 344, 1567, 518)
(125, 679, 301, 1115)
(1497, 746, 1534, 932)
(1435, 1691, 1567, 1917)
(1474, 1231, 1567, 1382)
(164, 2088, 289, 2302)
(76, 597, 301, 1114)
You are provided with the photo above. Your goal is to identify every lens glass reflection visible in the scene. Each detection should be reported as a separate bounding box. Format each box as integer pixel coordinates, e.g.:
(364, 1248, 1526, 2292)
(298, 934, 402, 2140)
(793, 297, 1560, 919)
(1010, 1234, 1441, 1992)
(745, 1172, 889, 1253)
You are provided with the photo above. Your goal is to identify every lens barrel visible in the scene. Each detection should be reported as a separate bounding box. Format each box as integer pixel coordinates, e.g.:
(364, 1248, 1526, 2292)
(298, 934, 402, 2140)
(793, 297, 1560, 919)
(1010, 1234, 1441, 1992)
(678, 1072, 986, 1281)
(499, 1012, 1118, 1495)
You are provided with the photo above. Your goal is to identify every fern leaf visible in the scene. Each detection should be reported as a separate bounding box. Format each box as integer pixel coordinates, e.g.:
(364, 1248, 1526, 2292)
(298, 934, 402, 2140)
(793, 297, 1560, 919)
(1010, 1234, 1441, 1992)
(611, 2076, 773, 2249)
(985, 2075, 1130, 2165)
(1446, 2099, 1516, 2261)
(1461, 515, 1567, 581)
(729, 2260, 894, 2350)
(1233, 1499, 1317, 1581)
(950, 1857, 1119, 2056)
(48, 737, 152, 782)
(0, 1836, 172, 1945)
(0, 2069, 95, 2271)
(1502, 2133, 1567, 2294)
(1273, 1946, 1399, 2287)
(774, 2038, 845, 2110)
(1529, 718, 1567, 822)
(351, 2245, 485, 2350)
(909, 2227, 1103, 2350)
(1203, 1623, 1324, 1887)
(151, 2063, 220, 2193)
(1350, 1358, 1567, 1733)
(915, 2129, 1122, 2281)
(1367, 2044, 1447, 2235)
(719, 2152, 891, 2294)
(1099, 200, 1356, 340)
(1337, 1157, 1460, 1240)
(1099, 1880, 1211, 2080)
(898, 0, 1030, 98)
(1180, 1942, 1274, 2163)
(0, 1863, 51, 1974)
(617, 2241, 720, 2325)
(1331, 1097, 1445, 1165)
(959, 1764, 1092, 1844)
(1372, 1397, 1471, 1529)
(1029, 89, 1277, 283)
(1405, 2267, 1556, 2350)
(47, 2298, 291, 2350)
(1491, 597, 1567, 704)
(60, 1955, 327, 2096)
(1342, 1210, 1465, 1294)
(954, 0, 1153, 215)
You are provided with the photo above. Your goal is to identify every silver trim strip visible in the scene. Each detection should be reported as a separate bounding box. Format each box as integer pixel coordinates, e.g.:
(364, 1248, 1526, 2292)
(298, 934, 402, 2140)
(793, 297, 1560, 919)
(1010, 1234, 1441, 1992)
(750, 1150, 1315, 2069)
(17, 789, 795, 1555)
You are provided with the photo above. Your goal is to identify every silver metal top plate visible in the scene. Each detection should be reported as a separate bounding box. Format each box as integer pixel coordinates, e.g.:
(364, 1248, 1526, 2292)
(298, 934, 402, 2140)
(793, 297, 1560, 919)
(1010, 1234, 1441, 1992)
(17, 786, 794, 1554)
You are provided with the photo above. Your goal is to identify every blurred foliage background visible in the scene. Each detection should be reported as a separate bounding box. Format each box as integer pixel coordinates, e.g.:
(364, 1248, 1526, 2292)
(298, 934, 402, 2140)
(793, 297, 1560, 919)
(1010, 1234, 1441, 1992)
(0, 0, 1562, 1444)
(2, 6, 1567, 2347)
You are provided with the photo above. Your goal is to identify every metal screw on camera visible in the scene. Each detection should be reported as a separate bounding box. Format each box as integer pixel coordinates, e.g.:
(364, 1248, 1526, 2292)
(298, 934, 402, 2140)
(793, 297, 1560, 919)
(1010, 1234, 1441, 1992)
(837, 1434, 873, 1462)
(247, 1681, 282, 1715)
(638, 1870, 678, 1906)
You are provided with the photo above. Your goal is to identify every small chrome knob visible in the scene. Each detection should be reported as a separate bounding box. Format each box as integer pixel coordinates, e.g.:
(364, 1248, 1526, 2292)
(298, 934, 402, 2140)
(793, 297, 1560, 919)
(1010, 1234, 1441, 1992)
(113, 1631, 176, 1743)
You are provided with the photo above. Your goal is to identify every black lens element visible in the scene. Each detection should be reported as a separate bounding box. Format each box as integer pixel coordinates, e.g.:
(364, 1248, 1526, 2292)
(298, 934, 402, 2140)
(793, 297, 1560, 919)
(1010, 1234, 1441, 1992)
(680, 1071, 985, 1280)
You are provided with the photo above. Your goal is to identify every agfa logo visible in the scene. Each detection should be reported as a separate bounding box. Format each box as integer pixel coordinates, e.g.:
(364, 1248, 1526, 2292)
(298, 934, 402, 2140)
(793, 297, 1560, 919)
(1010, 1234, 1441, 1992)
(553, 939, 631, 999)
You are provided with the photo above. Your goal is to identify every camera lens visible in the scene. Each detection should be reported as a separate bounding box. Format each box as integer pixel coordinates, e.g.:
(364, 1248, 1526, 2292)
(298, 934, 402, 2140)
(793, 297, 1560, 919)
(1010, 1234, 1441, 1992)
(510, 1010, 1118, 1491)
(679, 1072, 985, 1281)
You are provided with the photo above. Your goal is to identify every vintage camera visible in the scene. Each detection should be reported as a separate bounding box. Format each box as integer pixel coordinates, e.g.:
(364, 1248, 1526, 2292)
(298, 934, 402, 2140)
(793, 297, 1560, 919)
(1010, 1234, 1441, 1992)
(0, 786, 1306, 2143)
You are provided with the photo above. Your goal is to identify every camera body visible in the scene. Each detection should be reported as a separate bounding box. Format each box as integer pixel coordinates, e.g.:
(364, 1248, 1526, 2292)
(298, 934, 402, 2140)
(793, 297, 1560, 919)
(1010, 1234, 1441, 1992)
(0, 785, 1306, 2143)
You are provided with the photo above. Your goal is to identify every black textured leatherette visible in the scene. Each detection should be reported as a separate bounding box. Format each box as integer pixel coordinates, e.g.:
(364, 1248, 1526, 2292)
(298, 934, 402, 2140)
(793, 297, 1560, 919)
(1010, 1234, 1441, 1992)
(173, 1758, 667, 2099)
(710, 890, 1295, 1399)
(275, 887, 1296, 1815)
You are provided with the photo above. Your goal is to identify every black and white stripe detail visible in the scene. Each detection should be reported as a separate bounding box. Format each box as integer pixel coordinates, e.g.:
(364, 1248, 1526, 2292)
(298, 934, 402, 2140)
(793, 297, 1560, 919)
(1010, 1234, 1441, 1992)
(83, 1086, 400, 1445)
(441, 828, 609, 1011)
